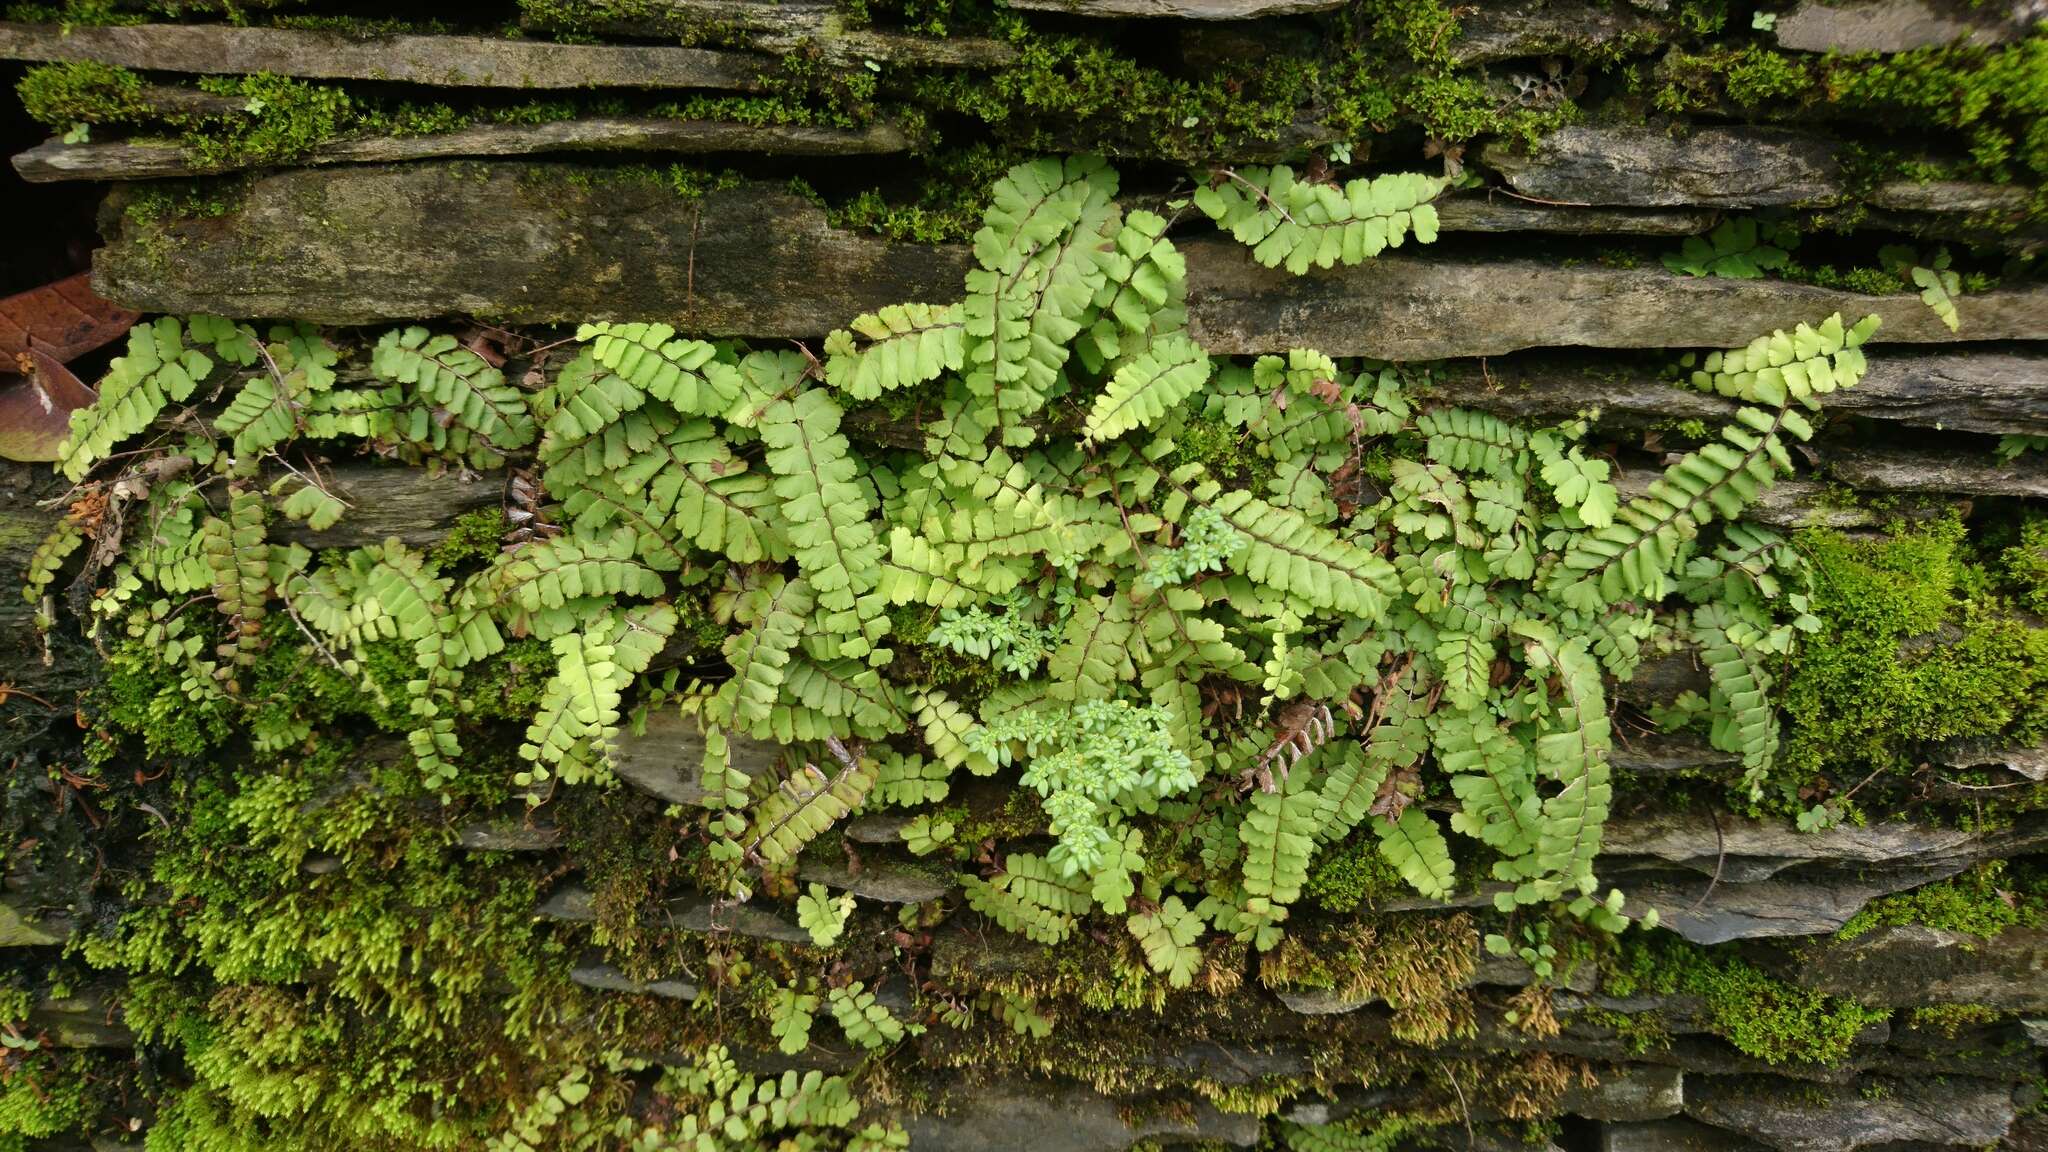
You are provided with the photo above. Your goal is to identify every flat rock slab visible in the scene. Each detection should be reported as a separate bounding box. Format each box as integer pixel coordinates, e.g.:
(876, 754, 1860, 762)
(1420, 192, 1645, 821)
(1683, 1074, 2015, 1152)
(0, 21, 768, 90)
(28, 989, 131, 1048)
(907, 1079, 1262, 1150)
(17, 119, 909, 182)
(570, 956, 701, 1001)
(610, 706, 783, 806)
(269, 462, 500, 549)
(519, 0, 1014, 68)
(1772, 0, 2023, 53)
(796, 857, 952, 904)
(1601, 1118, 1770, 1152)
(1604, 811, 1994, 877)
(1562, 1065, 1686, 1122)
(1793, 925, 2048, 1011)
(1827, 443, 2048, 497)
(97, 163, 966, 335)
(1480, 127, 1842, 208)
(97, 163, 2048, 356)
(1181, 239, 2048, 358)
(1432, 196, 1714, 236)
(1426, 349, 2048, 436)
(538, 883, 808, 943)
(1002, 0, 1342, 15)
(0, 893, 70, 947)
(1451, 0, 1670, 63)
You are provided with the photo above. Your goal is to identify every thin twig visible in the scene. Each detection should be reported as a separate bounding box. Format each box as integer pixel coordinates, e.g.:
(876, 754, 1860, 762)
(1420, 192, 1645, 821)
(1436, 1059, 1475, 1146)
(1213, 167, 1300, 225)
(1686, 810, 1727, 915)
(1488, 186, 1594, 208)
(277, 590, 348, 674)
(1937, 774, 2033, 791)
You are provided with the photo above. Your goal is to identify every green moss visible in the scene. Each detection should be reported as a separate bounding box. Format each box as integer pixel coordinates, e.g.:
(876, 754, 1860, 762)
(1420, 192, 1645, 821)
(1653, 38, 2048, 180)
(1781, 262, 1910, 295)
(77, 753, 569, 1151)
(425, 508, 508, 570)
(1605, 934, 1887, 1065)
(1777, 518, 2048, 803)
(2002, 514, 2048, 616)
(0, 1051, 104, 1149)
(1837, 860, 2045, 941)
(828, 144, 1019, 244)
(14, 61, 149, 131)
(1304, 830, 1409, 912)
(1907, 1002, 2002, 1036)
(1161, 413, 1277, 491)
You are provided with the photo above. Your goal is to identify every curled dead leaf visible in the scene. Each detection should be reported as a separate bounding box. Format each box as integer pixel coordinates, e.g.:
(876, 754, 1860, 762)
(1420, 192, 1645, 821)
(0, 349, 96, 462)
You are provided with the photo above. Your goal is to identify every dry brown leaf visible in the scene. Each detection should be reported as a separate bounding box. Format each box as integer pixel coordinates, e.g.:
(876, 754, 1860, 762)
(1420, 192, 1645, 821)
(1368, 763, 1420, 822)
(0, 349, 97, 462)
(0, 272, 138, 364)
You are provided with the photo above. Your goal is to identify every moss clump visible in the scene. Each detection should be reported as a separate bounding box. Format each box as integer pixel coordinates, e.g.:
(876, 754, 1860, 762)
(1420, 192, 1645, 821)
(1161, 413, 1277, 492)
(1652, 38, 2048, 179)
(14, 61, 149, 130)
(1837, 860, 2045, 941)
(1604, 935, 1888, 1066)
(0, 1050, 105, 1150)
(828, 144, 1020, 244)
(1258, 915, 1477, 1045)
(77, 752, 569, 1151)
(2002, 514, 2048, 616)
(425, 508, 508, 570)
(1908, 1002, 2003, 1037)
(1303, 830, 1410, 912)
(1777, 517, 2048, 799)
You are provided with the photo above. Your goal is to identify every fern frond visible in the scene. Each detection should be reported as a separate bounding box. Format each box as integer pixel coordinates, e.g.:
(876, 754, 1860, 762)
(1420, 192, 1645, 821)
(1556, 404, 1813, 606)
(1240, 766, 1318, 910)
(1128, 894, 1204, 988)
(746, 746, 878, 866)
(722, 575, 812, 727)
(23, 519, 83, 605)
(370, 326, 536, 461)
(1684, 312, 1880, 408)
(1375, 806, 1456, 900)
(760, 388, 887, 657)
(581, 320, 741, 416)
(1082, 334, 1212, 444)
(1045, 593, 1137, 702)
(823, 303, 965, 400)
(1210, 490, 1396, 620)
(59, 318, 213, 481)
(1691, 601, 1779, 798)
(1194, 167, 1449, 274)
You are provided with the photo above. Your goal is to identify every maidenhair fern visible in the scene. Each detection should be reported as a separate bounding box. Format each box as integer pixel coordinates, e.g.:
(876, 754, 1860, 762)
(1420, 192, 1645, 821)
(33, 153, 1878, 994)
(1194, 167, 1450, 274)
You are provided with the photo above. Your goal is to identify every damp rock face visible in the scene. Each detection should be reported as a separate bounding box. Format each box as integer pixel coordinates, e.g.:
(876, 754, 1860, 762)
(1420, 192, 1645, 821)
(1, 3, 2044, 1150)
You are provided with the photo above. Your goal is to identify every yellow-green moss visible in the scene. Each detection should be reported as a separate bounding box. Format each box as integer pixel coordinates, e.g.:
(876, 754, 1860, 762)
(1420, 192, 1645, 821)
(1303, 831, 1411, 912)
(14, 61, 149, 130)
(1776, 518, 2048, 805)
(1604, 935, 1889, 1066)
(1837, 860, 2046, 941)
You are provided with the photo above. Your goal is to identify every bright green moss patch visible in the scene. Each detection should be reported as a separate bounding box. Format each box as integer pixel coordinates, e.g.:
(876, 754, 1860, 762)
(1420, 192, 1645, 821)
(1907, 1002, 2002, 1036)
(1837, 860, 2046, 941)
(1777, 517, 2048, 801)
(1604, 934, 1888, 1065)
(1651, 37, 2048, 180)
(76, 753, 569, 1151)
(425, 508, 509, 570)
(1304, 831, 1411, 912)
(0, 1050, 105, 1151)
(14, 61, 149, 130)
